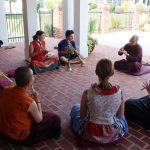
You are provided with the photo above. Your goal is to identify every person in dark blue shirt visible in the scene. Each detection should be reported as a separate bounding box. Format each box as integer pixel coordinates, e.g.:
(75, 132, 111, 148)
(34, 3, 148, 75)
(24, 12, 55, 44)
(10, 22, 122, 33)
(125, 81, 150, 130)
(58, 30, 85, 71)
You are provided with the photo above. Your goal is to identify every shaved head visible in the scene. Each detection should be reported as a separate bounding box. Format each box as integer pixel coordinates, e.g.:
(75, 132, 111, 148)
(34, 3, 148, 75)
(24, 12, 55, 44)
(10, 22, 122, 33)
(129, 35, 139, 46)
(130, 35, 139, 42)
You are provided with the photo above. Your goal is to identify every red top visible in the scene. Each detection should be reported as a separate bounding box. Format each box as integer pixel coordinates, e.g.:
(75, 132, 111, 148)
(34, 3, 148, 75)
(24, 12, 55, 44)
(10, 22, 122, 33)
(31, 40, 46, 62)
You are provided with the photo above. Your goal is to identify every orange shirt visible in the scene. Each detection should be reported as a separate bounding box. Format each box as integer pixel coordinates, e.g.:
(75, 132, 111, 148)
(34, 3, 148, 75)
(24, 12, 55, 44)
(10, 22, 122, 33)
(0, 87, 33, 141)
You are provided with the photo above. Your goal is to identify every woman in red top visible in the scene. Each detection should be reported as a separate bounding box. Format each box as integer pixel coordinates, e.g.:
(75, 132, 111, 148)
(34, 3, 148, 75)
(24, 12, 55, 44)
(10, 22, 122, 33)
(29, 31, 60, 74)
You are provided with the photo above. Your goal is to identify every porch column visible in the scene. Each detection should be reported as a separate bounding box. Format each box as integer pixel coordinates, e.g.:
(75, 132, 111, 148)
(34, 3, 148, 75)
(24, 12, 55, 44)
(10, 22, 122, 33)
(101, 0, 110, 34)
(22, 0, 38, 61)
(74, 0, 88, 57)
(62, 0, 74, 38)
(132, 3, 141, 31)
(0, 0, 9, 46)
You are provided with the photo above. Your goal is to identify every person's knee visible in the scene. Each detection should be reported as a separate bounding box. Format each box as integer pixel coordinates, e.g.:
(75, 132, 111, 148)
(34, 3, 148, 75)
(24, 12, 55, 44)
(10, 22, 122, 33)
(128, 62, 140, 72)
(70, 104, 80, 118)
(125, 100, 133, 111)
(71, 104, 80, 112)
(52, 114, 61, 124)
(125, 99, 134, 107)
(60, 56, 68, 62)
(125, 100, 130, 106)
(44, 112, 61, 124)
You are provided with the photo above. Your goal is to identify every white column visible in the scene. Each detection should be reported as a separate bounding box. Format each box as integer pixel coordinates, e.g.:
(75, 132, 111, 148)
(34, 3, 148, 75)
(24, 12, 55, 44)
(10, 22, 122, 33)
(0, 0, 8, 46)
(62, 0, 74, 38)
(74, 0, 88, 57)
(22, 0, 38, 61)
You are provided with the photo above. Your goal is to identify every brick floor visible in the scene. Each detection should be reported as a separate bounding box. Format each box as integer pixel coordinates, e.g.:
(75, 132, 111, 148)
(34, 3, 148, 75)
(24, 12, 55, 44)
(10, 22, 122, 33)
(0, 38, 150, 150)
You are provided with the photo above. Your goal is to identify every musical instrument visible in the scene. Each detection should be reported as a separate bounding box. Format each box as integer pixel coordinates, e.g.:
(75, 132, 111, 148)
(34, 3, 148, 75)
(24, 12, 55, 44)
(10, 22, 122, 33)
(67, 41, 72, 71)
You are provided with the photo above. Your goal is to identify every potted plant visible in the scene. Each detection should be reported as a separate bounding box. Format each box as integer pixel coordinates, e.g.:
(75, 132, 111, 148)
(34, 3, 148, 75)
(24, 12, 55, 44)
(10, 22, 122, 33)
(88, 19, 98, 54)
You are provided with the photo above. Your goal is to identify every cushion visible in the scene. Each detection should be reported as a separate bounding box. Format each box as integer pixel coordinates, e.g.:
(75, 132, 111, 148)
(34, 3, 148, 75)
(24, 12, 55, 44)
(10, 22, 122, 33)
(0, 80, 11, 87)
(5, 69, 15, 78)
(129, 65, 150, 76)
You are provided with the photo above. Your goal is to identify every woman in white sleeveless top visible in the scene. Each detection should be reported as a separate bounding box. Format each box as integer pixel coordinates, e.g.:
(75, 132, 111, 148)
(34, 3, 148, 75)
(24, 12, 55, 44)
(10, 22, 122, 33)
(70, 59, 128, 144)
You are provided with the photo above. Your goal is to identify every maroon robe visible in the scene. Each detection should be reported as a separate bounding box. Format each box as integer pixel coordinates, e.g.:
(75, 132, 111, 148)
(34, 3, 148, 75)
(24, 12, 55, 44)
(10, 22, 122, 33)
(114, 43, 142, 73)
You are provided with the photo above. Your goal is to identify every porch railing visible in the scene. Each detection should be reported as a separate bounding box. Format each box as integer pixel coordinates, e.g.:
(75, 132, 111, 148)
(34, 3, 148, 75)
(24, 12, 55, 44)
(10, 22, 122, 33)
(109, 11, 134, 30)
(88, 11, 102, 33)
(38, 10, 54, 37)
(6, 13, 24, 43)
(88, 11, 134, 32)
(6, 10, 54, 43)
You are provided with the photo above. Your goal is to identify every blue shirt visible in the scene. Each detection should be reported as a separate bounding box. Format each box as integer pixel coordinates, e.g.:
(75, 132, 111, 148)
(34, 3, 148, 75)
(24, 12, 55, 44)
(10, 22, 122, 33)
(58, 39, 76, 56)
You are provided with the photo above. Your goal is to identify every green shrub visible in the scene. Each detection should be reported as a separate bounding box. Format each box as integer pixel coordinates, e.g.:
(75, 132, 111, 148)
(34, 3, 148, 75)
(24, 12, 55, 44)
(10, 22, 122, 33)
(87, 36, 98, 54)
(121, 0, 133, 12)
(44, 0, 54, 9)
(111, 15, 122, 29)
(88, 3, 97, 11)
(88, 19, 96, 36)
(139, 13, 148, 28)
(36, 0, 40, 12)
(110, 4, 116, 12)
(87, 19, 97, 54)
(136, 3, 148, 11)
(143, 24, 150, 32)
(44, 24, 51, 36)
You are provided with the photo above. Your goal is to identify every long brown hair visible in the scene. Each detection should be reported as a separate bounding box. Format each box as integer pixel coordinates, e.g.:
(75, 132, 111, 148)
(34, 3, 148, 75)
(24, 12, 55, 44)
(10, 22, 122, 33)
(95, 59, 114, 90)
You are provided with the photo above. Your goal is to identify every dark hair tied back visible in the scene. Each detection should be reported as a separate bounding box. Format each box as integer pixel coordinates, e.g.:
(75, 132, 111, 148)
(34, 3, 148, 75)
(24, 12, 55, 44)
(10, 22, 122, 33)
(33, 30, 45, 40)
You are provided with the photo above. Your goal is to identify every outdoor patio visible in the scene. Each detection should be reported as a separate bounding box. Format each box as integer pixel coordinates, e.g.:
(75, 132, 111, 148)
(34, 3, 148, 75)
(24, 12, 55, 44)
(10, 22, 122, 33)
(0, 38, 150, 150)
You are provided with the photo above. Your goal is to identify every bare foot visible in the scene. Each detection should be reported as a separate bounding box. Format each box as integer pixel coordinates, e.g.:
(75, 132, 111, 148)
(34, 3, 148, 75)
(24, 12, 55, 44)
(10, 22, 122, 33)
(81, 60, 86, 67)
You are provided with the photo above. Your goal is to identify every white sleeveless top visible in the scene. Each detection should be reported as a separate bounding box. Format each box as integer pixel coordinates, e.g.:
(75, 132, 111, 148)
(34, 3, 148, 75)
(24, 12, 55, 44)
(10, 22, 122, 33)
(86, 86, 122, 125)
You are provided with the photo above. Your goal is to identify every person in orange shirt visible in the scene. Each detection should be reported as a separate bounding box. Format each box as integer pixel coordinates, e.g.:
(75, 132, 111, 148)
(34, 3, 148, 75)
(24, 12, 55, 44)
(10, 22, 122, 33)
(0, 67, 61, 146)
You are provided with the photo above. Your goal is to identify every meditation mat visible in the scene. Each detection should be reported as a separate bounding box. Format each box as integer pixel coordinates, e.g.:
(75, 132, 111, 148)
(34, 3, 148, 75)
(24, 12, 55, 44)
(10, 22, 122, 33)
(0, 80, 11, 87)
(5, 69, 15, 78)
(129, 65, 150, 76)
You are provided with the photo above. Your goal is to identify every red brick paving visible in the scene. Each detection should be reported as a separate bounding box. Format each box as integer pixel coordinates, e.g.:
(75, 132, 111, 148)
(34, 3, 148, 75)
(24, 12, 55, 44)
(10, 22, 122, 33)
(0, 38, 150, 150)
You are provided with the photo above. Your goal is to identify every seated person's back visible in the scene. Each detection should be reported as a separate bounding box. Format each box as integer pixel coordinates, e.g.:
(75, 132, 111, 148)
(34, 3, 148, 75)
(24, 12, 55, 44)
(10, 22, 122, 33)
(70, 59, 128, 144)
(0, 67, 61, 145)
(0, 86, 33, 140)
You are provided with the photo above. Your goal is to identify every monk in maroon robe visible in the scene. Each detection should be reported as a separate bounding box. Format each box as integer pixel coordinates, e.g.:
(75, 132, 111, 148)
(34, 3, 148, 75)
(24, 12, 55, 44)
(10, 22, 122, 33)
(114, 35, 142, 73)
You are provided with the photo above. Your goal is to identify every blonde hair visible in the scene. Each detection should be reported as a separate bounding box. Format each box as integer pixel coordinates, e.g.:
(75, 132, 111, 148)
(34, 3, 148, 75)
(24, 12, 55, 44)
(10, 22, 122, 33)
(95, 59, 114, 90)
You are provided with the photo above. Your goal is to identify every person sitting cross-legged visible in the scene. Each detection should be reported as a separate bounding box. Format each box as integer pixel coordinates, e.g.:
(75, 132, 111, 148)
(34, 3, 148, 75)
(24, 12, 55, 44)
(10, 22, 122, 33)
(0, 67, 61, 146)
(114, 35, 142, 73)
(58, 30, 85, 71)
(70, 59, 128, 144)
(29, 30, 60, 74)
(125, 81, 150, 130)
